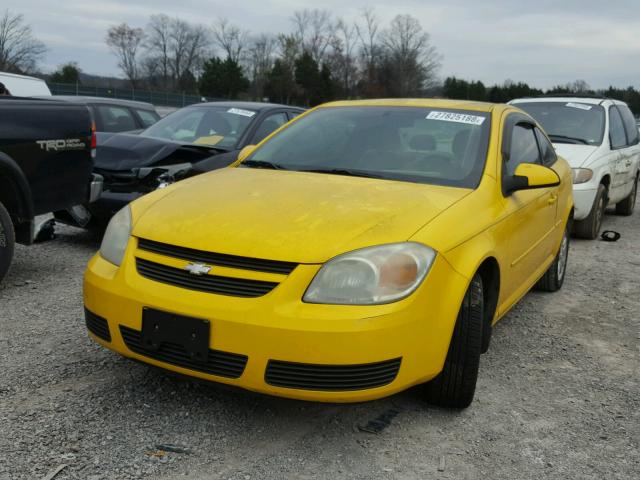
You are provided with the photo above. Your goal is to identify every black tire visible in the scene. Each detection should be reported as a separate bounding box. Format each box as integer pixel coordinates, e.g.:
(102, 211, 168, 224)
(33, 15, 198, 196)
(573, 184, 606, 239)
(615, 174, 638, 216)
(535, 223, 570, 292)
(0, 201, 15, 283)
(423, 274, 483, 408)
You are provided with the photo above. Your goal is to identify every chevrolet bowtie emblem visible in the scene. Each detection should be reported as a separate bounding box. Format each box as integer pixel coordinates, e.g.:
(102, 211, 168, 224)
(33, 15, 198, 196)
(184, 262, 212, 276)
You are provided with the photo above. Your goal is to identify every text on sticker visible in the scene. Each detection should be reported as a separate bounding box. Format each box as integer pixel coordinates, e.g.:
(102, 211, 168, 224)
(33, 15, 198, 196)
(565, 102, 592, 111)
(426, 111, 486, 125)
(227, 108, 256, 117)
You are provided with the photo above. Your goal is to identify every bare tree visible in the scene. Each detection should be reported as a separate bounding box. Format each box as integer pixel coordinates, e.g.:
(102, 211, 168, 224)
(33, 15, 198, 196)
(381, 14, 441, 94)
(330, 19, 358, 96)
(355, 6, 379, 68)
(168, 19, 209, 88)
(291, 9, 334, 63)
(212, 18, 249, 63)
(146, 14, 172, 88)
(0, 10, 46, 73)
(106, 23, 144, 87)
(247, 33, 276, 99)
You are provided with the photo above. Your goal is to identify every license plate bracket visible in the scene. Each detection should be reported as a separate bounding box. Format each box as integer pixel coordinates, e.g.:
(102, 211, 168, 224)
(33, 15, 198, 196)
(141, 308, 210, 363)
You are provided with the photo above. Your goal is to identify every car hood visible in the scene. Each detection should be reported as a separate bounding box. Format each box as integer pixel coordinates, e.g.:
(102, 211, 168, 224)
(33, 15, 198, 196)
(132, 168, 471, 263)
(553, 144, 599, 168)
(94, 132, 223, 171)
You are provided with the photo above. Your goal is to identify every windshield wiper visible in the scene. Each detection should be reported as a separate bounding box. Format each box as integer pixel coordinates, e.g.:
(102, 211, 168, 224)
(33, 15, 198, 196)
(241, 159, 288, 170)
(300, 167, 384, 179)
(548, 134, 590, 145)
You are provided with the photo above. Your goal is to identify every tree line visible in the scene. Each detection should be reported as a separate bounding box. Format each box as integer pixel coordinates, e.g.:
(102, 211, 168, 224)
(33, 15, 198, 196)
(103, 8, 442, 106)
(443, 77, 640, 115)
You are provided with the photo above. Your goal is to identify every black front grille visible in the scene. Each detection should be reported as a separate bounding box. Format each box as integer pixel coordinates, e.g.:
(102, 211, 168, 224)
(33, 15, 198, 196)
(120, 326, 247, 378)
(136, 258, 278, 297)
(85, 308, 111, 342)
(137, 238, 298, 275)
(265, 358, 402, 391)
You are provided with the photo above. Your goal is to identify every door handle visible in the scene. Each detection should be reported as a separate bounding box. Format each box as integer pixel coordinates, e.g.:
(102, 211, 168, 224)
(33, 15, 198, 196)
(626, 159, 632, 167)
(548, 194, 558, 205)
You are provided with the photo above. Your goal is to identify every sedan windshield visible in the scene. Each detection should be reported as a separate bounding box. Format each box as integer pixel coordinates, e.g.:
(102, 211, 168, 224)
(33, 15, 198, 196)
(141, 106, 257, 149)
(244, 107, 491, 188)
(516, 102, 605, 146)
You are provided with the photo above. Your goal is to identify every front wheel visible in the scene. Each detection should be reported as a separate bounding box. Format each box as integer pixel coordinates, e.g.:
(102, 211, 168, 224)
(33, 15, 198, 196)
(573, 184, 606, 239)
(0, 201, 15, 283)
(535, 223, 570, 292)
(422, 274, 483, 408)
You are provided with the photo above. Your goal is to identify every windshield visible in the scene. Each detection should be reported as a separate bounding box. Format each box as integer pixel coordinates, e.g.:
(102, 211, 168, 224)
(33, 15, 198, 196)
(244, 106, 491, 188)
(141, 106, 257, 149)
(516, 102, 605, 146)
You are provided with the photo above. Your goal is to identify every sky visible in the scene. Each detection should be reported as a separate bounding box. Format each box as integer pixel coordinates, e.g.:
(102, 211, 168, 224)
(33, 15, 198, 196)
(8, 0, 640, 89)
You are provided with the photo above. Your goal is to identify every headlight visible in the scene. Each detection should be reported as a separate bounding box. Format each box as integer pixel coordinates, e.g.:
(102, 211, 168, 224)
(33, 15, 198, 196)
(304, 242, 436, 305)
(99, 206, 132, 266)
(572, 168, 593, 184)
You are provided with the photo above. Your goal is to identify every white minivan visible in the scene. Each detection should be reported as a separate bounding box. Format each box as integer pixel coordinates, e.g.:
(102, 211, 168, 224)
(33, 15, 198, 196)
(0, 72, 51, 97)
(511, 96, 640, 239)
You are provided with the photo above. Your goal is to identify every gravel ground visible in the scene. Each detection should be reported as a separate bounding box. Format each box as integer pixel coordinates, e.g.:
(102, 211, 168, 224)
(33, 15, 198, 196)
(1, 206, 639, 480)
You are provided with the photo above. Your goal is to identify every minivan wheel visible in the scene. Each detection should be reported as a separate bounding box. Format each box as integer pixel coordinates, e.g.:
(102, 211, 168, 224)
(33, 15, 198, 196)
(615, 174, 638, 216)
(573, 184, 606, 239)
(535, 223, 570, 292)
(422, 274, 483, 409)
(0, 201, 15, 283)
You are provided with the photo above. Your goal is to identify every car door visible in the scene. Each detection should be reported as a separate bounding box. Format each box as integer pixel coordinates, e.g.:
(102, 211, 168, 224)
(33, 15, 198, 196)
(617, 104, 640, 194)
(500, 115, 559, 306)
(608, 105, 629, 202)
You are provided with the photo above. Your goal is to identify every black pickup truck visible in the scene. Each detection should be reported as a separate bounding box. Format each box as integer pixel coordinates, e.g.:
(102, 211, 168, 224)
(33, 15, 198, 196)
(0, 97, 98, 282)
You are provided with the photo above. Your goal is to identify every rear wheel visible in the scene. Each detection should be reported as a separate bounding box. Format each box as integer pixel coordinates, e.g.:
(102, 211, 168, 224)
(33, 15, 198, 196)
(422, 274, 483, 408)
(573, 184, 606, 239)
(535, 223, 570, 292)
(615, 174, 638, 216)
(0, 201, 15, 283)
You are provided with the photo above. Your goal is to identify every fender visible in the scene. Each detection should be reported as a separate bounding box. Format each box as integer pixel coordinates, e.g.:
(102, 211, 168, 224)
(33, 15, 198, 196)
(0, 152, 35, 244)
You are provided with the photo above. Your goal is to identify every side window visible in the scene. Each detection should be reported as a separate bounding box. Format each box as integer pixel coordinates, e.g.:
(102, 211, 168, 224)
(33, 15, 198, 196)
(97, 106, 137, 132)
(609, 107, 627, 149)
(506, 124, 541, 176)
(288, 111, 302, 120)
(534, 128, 557, 166)
(136, 109, 160, 128)
(252, 112, 288, 144)
(617, 105, 639, 146)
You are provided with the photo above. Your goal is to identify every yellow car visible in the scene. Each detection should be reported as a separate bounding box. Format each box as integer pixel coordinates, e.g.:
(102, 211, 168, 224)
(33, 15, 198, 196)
(84, 99, 573, 408)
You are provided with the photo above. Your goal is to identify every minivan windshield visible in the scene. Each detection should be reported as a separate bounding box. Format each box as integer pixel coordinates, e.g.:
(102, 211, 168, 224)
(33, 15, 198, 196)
(515, 102, 605, 146)
(141, 106, 257, 149)
(243, 106, 491, 188)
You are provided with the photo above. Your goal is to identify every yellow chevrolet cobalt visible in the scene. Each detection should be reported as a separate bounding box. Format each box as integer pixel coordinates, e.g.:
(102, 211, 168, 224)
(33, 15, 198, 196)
(84, 99, 573, 408)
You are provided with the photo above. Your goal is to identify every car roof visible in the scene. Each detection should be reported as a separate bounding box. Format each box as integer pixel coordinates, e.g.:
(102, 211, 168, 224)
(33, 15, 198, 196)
(49, 95, 156, 109)
(192, 101, 305, 111)
(510, 96, 626, 107)
(318, 98, 498, 112)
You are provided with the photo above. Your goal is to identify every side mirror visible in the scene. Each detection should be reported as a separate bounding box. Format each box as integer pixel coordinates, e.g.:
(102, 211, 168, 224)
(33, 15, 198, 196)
(237, 144, 257, 163)
(505, 163, 560, 195)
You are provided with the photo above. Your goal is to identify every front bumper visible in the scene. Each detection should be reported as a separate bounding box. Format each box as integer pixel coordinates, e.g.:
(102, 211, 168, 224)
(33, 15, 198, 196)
(83, 238, 469, 402)
(572, 186, 598, 221)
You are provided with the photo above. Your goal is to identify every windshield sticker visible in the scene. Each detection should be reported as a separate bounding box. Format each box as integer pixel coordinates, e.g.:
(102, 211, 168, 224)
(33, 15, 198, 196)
(227, 108, 256, 117)
(426, 111, 485, 125)
(566, 102, 592, 111)
(194, 135, 224, 146)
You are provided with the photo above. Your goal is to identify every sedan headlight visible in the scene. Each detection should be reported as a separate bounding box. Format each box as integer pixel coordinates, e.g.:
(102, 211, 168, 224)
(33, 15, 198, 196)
(304, 242, 436, 305)
(99, 206, 132, 266)
(572, 168, 593, 184)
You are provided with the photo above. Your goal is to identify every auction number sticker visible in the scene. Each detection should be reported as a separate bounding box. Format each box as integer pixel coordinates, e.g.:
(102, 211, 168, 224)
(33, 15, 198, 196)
(227, 108, 256, 117)
(566, 102, 592, 111)
(426, 111, 486, 125)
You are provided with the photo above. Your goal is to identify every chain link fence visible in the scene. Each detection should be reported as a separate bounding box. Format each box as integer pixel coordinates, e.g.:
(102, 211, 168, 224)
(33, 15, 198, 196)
(47, 82, 206, 108)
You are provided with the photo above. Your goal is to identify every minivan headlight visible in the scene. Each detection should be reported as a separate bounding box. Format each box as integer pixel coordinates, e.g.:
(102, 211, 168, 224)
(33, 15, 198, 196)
(304, 242, 436, 305)
(99, 206, 131, 266)
(572, 168, 593, 184)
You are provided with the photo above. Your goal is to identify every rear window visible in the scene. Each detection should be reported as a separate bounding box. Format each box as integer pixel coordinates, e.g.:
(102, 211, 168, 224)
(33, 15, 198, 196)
(136, 109, 160, 128)
(515, 102, 605, 146)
